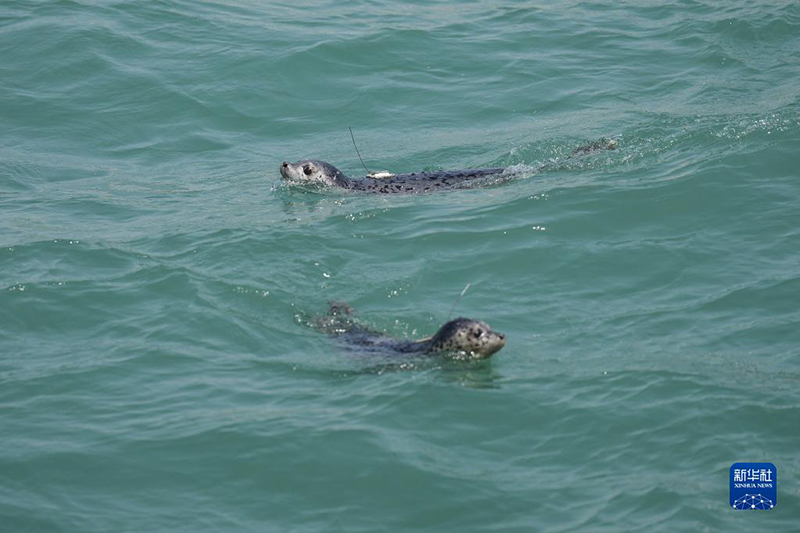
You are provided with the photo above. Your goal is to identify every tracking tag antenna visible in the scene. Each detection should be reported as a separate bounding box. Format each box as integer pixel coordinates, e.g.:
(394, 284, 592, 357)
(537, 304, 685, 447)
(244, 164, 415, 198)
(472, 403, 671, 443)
(349, 127, 372, 175)
(447, 283, 472, 321)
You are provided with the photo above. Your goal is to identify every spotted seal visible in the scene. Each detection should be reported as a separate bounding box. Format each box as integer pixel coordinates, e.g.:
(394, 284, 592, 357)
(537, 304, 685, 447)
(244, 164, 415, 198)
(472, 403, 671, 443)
(313, 301, 506, 359)
(280, 138, 617, 193)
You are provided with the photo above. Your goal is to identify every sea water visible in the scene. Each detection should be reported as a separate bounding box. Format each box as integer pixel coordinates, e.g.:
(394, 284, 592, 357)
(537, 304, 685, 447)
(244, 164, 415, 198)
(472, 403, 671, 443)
(1, 1, 798, 531)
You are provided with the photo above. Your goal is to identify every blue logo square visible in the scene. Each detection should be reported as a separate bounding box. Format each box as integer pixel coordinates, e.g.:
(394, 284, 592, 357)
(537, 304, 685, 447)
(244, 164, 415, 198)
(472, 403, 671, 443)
(730, 463, 777, 510)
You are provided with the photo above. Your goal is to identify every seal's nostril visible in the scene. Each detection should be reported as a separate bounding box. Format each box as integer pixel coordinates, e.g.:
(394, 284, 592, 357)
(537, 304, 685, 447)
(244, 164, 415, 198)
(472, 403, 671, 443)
(282, 162, 288, 168)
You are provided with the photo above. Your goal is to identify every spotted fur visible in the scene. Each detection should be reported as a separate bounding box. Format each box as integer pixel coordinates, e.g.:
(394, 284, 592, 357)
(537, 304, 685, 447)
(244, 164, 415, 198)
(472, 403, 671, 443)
(426, 317, 506, 359)
(281, 160, 504, 194)
(313, 303, 505, 359)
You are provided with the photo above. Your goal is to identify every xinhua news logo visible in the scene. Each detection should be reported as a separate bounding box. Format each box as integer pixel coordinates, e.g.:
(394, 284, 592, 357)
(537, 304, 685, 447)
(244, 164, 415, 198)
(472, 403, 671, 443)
(730, 463, 777, 510)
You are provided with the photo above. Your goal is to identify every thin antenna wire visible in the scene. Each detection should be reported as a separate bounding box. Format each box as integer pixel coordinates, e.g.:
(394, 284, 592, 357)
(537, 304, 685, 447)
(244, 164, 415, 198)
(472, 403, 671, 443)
(349, 127, 371, 175)
(447, 283, 471, 321)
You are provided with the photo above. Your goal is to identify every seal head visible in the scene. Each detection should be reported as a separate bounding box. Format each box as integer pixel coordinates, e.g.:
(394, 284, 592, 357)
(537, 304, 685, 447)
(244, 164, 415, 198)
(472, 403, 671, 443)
(280, 160, 348, 187)
(428, 317, 506, 359)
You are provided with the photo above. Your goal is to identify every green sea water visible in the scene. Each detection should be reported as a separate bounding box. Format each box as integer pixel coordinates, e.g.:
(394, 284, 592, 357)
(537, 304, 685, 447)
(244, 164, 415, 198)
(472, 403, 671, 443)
(2, 1, 799, 531)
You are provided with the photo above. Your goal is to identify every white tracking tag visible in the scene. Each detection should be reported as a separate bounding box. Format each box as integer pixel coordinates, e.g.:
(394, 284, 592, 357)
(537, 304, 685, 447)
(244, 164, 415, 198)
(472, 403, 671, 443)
(368, 171, 394, 179)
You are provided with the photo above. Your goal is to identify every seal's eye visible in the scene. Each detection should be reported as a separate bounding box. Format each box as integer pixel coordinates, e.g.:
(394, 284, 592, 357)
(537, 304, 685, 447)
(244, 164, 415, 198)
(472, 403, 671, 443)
(303, 166, 313, 176)
(472, 330, 483, 339)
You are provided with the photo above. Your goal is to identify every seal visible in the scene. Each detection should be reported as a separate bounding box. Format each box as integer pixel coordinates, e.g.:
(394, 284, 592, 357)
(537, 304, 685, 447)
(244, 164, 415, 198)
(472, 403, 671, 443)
(280, 160, 506, 193)
(279, 138, 617, 193)
(313, 301, 506, 359)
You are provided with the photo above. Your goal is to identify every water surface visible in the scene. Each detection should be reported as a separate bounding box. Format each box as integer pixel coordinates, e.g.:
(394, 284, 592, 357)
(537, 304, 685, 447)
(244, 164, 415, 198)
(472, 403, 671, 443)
(1, 1, 799, 531)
